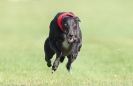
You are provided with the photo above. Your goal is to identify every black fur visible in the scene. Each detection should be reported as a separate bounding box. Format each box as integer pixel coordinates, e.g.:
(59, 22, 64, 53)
(44, 12, 82, 72)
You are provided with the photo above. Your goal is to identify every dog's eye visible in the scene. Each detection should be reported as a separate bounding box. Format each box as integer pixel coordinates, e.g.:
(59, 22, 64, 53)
(64, 23, 68, 27)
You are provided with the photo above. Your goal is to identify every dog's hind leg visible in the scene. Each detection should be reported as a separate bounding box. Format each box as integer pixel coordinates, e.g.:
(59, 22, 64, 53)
(44, 38, 55, 67)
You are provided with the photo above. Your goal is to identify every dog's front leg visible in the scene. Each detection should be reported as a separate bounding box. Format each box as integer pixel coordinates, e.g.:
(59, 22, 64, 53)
(52, 52, 62, 72)
(50, 40, 62, 72)
(66, 54, 77, 72)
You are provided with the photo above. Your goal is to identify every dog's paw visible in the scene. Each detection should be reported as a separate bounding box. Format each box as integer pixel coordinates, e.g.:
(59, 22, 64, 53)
(52, 65, 57, 72)
(60, 56, 65, 63)
(52, 70, 55, 74)
(66, 64, 72, 72)
(47, 63, 52, 67)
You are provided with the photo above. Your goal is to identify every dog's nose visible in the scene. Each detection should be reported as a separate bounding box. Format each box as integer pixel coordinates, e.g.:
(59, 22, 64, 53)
(68, 34, 74, 38)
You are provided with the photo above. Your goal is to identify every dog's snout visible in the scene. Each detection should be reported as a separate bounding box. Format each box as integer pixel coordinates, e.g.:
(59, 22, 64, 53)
(68, 34, 74, 38)
(68, 31, 74, 38)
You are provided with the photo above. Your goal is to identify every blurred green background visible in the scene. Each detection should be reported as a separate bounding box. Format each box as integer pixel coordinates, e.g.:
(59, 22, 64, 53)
(0, 0, 133, 86)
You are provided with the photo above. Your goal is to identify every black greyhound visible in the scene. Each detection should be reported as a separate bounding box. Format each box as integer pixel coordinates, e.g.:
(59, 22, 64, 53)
(44, 12, 82, 72)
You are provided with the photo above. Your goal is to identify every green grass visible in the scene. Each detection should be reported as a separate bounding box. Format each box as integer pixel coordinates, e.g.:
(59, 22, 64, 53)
(0, 0, 133, 86)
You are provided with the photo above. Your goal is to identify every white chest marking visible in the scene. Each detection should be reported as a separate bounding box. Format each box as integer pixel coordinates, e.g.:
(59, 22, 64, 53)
(62, 39, 70, 49)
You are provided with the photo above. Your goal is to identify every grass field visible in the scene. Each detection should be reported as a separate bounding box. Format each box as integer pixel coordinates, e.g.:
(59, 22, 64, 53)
(0, 0, 133, 86)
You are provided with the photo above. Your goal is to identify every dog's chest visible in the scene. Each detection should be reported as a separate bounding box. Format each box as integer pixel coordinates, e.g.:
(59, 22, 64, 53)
(61, 39, 73, 56)
(62, 39, 70, 49)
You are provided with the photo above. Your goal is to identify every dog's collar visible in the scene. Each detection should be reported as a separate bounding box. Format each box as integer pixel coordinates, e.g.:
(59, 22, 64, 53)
(57, 12, 75, 31)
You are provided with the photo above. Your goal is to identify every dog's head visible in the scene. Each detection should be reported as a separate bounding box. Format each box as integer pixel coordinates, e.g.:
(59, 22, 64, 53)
(57, 12, 80, 43)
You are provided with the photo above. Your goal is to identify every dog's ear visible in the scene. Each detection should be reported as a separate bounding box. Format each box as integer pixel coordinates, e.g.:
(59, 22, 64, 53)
(74, 16, 81, 22)
(69, 12, 74, 15)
